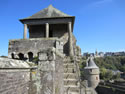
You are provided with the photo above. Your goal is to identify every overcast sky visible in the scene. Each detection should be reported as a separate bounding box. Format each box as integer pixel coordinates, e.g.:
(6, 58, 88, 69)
(0, 0, 125, 56)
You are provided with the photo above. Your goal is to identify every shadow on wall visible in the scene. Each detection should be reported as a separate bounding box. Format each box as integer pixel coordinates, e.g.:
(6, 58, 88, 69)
(28, 52, 33, 61)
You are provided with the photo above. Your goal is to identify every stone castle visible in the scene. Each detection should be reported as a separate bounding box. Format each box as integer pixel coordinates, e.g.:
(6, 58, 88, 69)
(0, 5, 99, 94)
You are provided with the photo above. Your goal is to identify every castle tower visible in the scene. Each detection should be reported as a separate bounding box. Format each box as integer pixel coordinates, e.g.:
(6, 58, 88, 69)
(8, 5, 76, 61)
(84, 57, 100, 88)
(0, 5, 100, 94)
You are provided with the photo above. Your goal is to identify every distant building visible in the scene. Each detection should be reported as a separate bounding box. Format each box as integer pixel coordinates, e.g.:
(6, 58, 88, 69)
(104, 52, 113, 57)
(114, 51, 125, 56)
(94, 50, 104, 58)
(83, 51, 104, 58)
(83, 51, 125, 58)
(104, 51, 125, 57)
(98, 52, 104, 57)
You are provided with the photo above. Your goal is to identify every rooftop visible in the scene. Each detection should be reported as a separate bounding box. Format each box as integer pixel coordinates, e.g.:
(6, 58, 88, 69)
(21, 5, 73, 20)
(85, 57, 99, 69)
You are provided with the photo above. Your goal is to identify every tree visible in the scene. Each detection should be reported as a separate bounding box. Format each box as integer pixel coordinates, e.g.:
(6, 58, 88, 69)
(100, 67, 107, 79)
(105, 70, 113, 80)
(113, 73, 121, 80)
(120, 65, 125, 72)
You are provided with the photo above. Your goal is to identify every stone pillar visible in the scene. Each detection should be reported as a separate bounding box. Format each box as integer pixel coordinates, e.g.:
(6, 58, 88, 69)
(37, 50, 55, 94)
(68, 22, 74, 56)
(23, 24, 27, 39)
(46, 23, 49, 38)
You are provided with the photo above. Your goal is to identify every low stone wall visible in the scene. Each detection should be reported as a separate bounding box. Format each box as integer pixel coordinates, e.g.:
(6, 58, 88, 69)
(0, 48, 64, 94)
(0, 57, 31, 94)
(0, 69, 30, 94)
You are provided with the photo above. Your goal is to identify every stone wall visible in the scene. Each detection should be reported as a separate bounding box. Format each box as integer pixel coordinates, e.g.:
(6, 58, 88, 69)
(28, 68, 37, 94)
(0, 57, 31, 94)
(8, 38, 58, 58)
(84, 68, 100, 88)
(34, 48, 64, 94)
(54, 54, 64, 94)
(0, 69, 30, 94)
(60, 31, 77, 56)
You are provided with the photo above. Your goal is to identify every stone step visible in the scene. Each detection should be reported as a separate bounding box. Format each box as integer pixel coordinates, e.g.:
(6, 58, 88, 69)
(64, 79, 78, 86)
(64, 91, 79, 94)
(64, 73, 77, 79)
(68, 92, 79, 94)
(64, 61, 73, 64)
(64, 63, 74, 68)
(64, 57, 71, 61)
(64, 68, 75, 73)
(64, 59, 74, 62)
(67, 92, 80, 94)
(64, 86, 79, 93)
(64, 59, 73, 63)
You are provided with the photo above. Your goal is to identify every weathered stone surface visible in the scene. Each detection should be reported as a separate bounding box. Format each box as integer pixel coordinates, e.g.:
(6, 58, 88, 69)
(0, 68, 30, 94)
(34, 49, 64, 94)
(55, 40, 63, 53)
(54, 55, 64, 94)
(40, 72, 54, 94)
(39, 61, 55, 71)
(38, 53, 48, 61)
(8, 38, 66, 59)
(0, 57, 33, 94)
(8, 38, 57, 58)
(0, 57, 30, 68)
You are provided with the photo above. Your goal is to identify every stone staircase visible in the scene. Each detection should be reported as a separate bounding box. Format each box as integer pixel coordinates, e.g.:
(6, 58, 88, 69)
(63, 57, 98, 94)
(63, 57, 80, 94)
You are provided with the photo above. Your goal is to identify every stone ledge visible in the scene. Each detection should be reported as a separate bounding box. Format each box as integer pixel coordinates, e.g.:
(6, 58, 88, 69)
(9, 37, 60, 42)
(0, 57, 30, 68)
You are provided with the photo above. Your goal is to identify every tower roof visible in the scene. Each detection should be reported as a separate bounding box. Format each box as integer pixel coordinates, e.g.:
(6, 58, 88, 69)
(85, 57, 99, 69)
(21, 5, 73, 20)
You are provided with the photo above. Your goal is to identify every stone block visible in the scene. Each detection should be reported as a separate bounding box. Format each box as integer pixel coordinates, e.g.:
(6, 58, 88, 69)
(38, 53, 48, 61)
(48, 51, 55, 61)
(38, 61, 55, 71)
